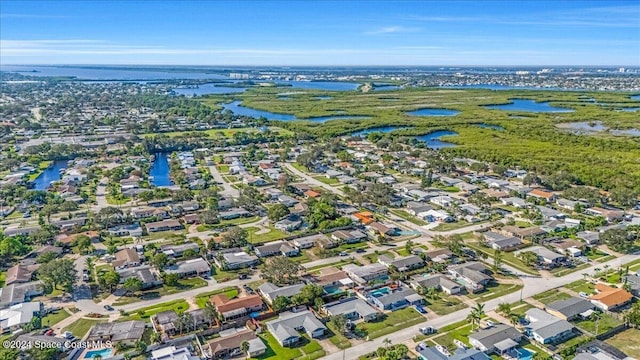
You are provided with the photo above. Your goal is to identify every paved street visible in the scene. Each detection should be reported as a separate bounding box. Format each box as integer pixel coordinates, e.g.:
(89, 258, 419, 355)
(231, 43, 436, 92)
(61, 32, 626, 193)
(208, 160, 239, 198)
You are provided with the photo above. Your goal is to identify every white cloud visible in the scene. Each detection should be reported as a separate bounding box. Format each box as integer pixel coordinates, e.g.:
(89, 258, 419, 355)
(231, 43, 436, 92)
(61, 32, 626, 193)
(364, 26, 421, 35)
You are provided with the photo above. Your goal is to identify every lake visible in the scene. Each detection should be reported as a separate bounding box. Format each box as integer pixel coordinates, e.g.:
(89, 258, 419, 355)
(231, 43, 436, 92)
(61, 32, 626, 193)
(476, 123, 505, 130)
(33, 160, 68, 190)
(618, 107, 640, 112)
(351, 126, 410, 137)
(631, 95, 640, 100)
(415, 130, 459, 149)
(373, 83, 401, 91)
(150, 152, 172, 186)
(485, 99, 574, 113)
(407, 108, 460, 117)
(221, 100, 370, 123)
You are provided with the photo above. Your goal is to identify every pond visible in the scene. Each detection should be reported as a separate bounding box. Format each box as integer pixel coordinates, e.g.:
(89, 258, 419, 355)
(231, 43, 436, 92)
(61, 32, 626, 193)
(475, 123, 505, 130)
(415, 130, 459, 149)
(221, 100, 369, 123)
(373, 83, 401, 91)
(618, 107, 640, 112)
(150, 152, 172, 186)
(33, 160, 68, 190)
(312, 96, 332, 100)
(351, 126, 411, 137)
(611, 129, 640, 136)
(631, 95, 640, 100)
(485, 99, 574, 113)
(406, 108, 460, 117)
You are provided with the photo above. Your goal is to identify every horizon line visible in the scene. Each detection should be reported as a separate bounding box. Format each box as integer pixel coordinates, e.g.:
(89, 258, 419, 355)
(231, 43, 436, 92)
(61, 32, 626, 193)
(3, 63, 639, 68)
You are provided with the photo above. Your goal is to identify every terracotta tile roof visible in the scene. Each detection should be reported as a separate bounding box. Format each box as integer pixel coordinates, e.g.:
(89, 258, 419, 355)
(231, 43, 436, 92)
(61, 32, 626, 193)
(529, 189, 554, 199)
(304, 190, 321, 198)
(211, 294, 263, 314)
(590, 284, 633, 307)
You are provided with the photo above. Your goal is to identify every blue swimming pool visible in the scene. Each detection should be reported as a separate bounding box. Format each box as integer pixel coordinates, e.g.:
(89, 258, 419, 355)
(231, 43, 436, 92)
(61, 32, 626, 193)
(84, 348, 113, 359)
(515, 347, 534, 360)
(370, 287, 391, 298)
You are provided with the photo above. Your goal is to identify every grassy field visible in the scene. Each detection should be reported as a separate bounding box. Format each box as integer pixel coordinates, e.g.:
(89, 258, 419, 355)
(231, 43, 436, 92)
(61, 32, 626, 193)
(195, 287, 239, 308)
(41, 309, 71, 327)
(606, 328, 640, 358)
(424, 295, 467, 315)
(574, 312, 623, 335)
(433, 220, 486, 232)
(355, 307, 425, 339)
(62, 318, 106, 338)
(120, 299, 189, 321)
(532, 289, 572, 304)
(466, 283, 523, 302)
(247, 227, 290, 244)
(389, 209, 428, 226)
(465, 243, 538, 275)
(564, 280, 595, 295)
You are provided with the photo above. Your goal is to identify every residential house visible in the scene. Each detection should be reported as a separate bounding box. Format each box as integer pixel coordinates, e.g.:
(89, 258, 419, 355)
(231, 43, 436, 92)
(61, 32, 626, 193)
(549, 239, 585, 257)
(368, 287, 423, 311)
(623, 273, 640, 297)
(501, 197, 528, 208)
(316, 236, 338, 249)
(274, 218, 302, 232)
(215, 251, 259, 270)
(5, 264, 37, 286)
(424, 249, 457, 264)
(430, 195, 454, 208)
(165, 258, 211, 278)
(528, 189, 555, 202)
(331, 229, 368, 243)
(210, 294, 264, 321)
(536, 206, 566, 221)
(150, 346, 201, 360)
(416, 346, 491, 360)
(496, 226, 548, 241)
(255, 241, 299, 258)
(589, 284, 633, 311)
(116, 265, 163, 290)
(87, 320, 146, 346)
(584, 208, 625, 222)
(409, 274, 462, 295)
(322, 297, 379, 322)
(0, 281, 44, 309)
(546, 297, 596, 321)
(448, 262, 493, 293)
(367, 222, 397, 236)
(311, 268, 354, 294)
(145, 219, 183, 233)
(468, 324, 522, 354)
(258, 283, 305, 304)
(343, 263, 389, 285)
(378, 254, 425, 272)
(517, 246, 565, 267)
(291, 235, 322, 249)
(112, 248, 141, 269)
(482, 232, 522, 251)
(265, 311, 326, 347)
(421, 209, 454, 223)
(161, 242, 200, 258)
(108, 224, 143, 237)
(525, 308, 576, 345)
(206, 328, 266, 359)
(219, 208, 251, 220)
(0, 302, 42, 334)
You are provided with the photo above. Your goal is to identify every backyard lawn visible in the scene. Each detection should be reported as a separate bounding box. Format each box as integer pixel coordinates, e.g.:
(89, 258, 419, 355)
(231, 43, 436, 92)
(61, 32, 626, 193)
(62, 318, 106, 338)
(355, 307, 425, 339)
(574, 312, 623, 336)
(606, 328, 640, 358)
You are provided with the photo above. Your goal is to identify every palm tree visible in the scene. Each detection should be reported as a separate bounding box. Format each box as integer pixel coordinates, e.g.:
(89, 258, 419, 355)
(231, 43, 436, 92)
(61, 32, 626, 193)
(497, 303, 511, 316)
(383, 338, 392, 348)
(149, 331, 160, 345)
(493, 250, 504, 272)
(241, 340, 250, 359)
(204, 301, 219, 327)
(467, 303, 486, 330)
(509, 313, 521, 326)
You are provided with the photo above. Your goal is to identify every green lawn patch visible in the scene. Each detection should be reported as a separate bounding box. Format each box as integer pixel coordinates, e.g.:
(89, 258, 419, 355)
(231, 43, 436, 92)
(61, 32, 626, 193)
(465, 243, 538, 275)
(247, 227, 289, 244)
(217, 165, 230, 173)
(551, 262, 591, 277)
(574, 312, 623, 335)
(254, 332, 323, 360)
(355, 307, 425, 339)
(432, 323, 473, 351)
(41, 309, 71, 327)
(466, 283, 523, 302)
(363, 251, 392, 264)
(62, 318, 105, 338)
(326, 322, 351, 349)
(312, 175, 340, 185)
(585, 249, 610, 261)
(433, 221, 485, 232)
(424, 295, 467, 315)
(389, 209, 428, 226)
(0, 272, 5, 288)
(532, 289, 572, 304)
(195, 287, 239, 308)
(565, 280, 595, 295)
(120, 299, 189, 321)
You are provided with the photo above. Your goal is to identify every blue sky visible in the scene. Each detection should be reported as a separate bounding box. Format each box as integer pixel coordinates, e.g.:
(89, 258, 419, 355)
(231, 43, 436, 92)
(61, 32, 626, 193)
(1, 1, 639, 65)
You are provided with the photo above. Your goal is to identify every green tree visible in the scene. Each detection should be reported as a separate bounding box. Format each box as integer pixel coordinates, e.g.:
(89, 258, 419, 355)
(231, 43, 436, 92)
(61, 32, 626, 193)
(329, 314, 348, 335)
(272, 295, 291, 313)
(135, 340, 147, 355)
(102, 270, 121, 292)
(241, 340, 250, 359)
(519, 251, 539, 267)
(74, 235, 92, 254)
(221, 226, 248, 248)
(123, 277, 143, 295)
(164, 272, 180, 286)
(37, 258, 77, 294)
(467, 303, 485, 331)
(267, 203, 290, 222)
(151, 253, 169, 269)
(261, 256, 303, 285)
(493, 249, 504, 272)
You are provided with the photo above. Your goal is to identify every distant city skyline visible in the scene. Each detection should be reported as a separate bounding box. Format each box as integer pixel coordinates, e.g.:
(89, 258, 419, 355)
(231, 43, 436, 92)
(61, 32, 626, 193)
(1, 0, 639, 66)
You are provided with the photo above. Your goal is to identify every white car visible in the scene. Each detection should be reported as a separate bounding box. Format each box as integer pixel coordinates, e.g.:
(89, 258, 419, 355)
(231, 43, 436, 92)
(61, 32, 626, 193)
(579, 292, 589, 298)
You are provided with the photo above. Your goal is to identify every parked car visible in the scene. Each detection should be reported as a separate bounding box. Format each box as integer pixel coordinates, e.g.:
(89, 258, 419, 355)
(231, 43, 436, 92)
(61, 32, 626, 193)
(103, 305, 114, 311)
(415, 305, 427, 314)
(339, 252, 349, 256)
(579, 292, 589, 298)
(355, 249, 366, 253)
(419, 326, 436, 335)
